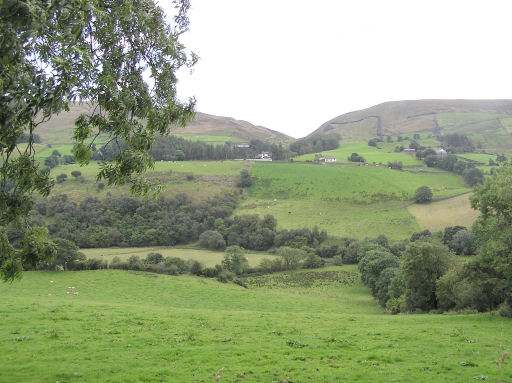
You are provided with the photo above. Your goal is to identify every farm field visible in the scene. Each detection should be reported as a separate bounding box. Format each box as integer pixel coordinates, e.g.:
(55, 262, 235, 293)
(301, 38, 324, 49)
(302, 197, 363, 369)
(47, 161, 249, 201)
(236, 198, 420, 240)
(408, 193, 480, 232)
(0, 269, 510, 382)
(235, 162, 471, 239)
(81, 247, 276, 267)
(294, 142, 423, 166)
(248, 162, 469, 202)
(457, 153, 497, 164)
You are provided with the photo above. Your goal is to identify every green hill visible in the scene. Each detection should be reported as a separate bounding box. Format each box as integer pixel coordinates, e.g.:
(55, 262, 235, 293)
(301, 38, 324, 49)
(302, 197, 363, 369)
(1, 268, 511, 382)
(35, 103, 292, 145)
(310, 99, 512, 153)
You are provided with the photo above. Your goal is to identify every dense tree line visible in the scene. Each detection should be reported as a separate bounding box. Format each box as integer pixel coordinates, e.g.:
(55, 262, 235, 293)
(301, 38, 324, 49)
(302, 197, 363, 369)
(289, 134, 340, 156)
(19, 193, 328, 254)
(92, 136, 291, 162)
(440, 133, 474, 153)
(421, 154, 484, 186)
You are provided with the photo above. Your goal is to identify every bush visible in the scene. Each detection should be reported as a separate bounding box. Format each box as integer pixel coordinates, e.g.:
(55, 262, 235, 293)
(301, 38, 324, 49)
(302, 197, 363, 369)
(187, 260, 203, 276)
(198, 230, 226, 250)
(449, 230, 475, 255)
(303, 253, 325, 269)
(315, 245, 340, 258)
(414, 186, 432, 203)
(145, 252, 164, 264)
(56, 173, 67, 183)
(164, 257, 187, 273)
(222, 246, 249, 275)
(71, 170, 82, 178)
(276, 246, 306, 270)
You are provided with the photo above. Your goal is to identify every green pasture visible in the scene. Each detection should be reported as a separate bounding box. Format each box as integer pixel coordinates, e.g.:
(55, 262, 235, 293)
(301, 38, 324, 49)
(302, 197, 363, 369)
(234, 162, 470, 239)
(0, 269, 510, 382)
(236, 199, 420, 240)
(457, 153, 497, 164)
(294, 142, 423, 166)
(81, 247, 276, 267)
(249, 162, 469, 202)
(408, 193, 480, 232)
(46, 161, 248, 201)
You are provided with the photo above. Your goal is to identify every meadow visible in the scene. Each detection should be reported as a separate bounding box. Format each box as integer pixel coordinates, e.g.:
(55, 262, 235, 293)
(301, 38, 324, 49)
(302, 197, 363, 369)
(294, 142, 423, 166)
(47, 161, 250, 201)
(233, 162, 471, 239)
(407, 193, 480, 232)
(81, 247, 276, 267)
(0, 268, 510, 382)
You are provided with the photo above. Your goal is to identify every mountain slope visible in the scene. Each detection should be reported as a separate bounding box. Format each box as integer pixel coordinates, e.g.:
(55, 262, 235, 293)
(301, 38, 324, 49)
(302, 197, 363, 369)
(311, 99, 512, 153)
(35, 104, 292, 145)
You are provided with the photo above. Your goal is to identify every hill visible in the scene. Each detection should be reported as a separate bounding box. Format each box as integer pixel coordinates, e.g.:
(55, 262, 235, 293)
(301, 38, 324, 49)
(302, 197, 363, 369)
(310, 99, 512, 153)
(1, 268, 510, 382)
(35, 103, 292, 145)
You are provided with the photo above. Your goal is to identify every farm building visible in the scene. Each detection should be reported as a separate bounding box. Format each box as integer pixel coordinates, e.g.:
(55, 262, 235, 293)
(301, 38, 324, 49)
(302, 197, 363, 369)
(235, 144, 250, 149)
(258, 152, 272, 159)
(436, 148, 447, 156)
(403, 148, 416, 155)
(319, 156, 336, 163)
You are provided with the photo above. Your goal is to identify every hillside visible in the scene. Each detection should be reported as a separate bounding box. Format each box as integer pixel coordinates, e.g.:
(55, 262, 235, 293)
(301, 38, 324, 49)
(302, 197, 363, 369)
(35, 103, 292, 145)
(311, 99, 512, 153)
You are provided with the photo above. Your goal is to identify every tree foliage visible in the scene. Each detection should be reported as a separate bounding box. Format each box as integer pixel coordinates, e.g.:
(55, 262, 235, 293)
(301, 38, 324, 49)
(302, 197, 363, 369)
(414, 186, 432, 203)
(0, 0, 196, 280)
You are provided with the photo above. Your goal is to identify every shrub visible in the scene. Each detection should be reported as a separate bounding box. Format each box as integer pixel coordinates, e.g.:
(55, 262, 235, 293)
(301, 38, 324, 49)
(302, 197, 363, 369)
(145, 252, 164, 264)
(164, 257, 187, 273)
(56, 173, 68, 183)
(449, 230, 475, 255)
(187, 260, 203, 276)
(303, 253, 325, 269)
(222, 246, 249, 275)
(198, 230, 226, 250)
(276, 246, 306, 270)
(71, 170, 82, 178)
(414, 186, 432, 203)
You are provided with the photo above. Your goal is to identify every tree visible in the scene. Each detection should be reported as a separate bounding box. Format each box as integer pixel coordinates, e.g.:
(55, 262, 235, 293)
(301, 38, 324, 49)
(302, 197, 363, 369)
(174, 150, 185, 161)
(0, 0, 196, 281)
(414, 186, 432, 203)
(400, 241, 454, 311)
(238, 169, 253, 188)
(462, 168, 484, 186)
(469, 166, 512, 315)
(222, 246, 249, 275)
(276, 246, 306, 270)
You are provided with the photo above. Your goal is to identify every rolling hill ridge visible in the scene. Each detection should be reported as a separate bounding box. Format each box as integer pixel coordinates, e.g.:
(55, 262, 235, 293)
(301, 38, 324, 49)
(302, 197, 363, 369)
(310, 99, 512, 153)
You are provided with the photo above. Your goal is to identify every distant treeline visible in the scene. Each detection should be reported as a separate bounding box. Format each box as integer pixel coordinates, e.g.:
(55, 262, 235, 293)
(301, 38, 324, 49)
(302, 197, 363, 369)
(289, 133, 340, 156)
(92, 136, 291, 161)
(23, 193, 327, 251)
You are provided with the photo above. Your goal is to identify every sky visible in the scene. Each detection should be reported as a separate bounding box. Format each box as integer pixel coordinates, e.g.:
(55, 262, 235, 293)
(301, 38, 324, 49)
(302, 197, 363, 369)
(162, 0, 512, 138)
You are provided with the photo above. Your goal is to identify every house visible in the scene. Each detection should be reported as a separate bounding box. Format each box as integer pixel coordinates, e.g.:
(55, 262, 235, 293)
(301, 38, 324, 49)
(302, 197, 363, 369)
(235, 144, 250, 149)
(436, 148, 447, 156)
(258, 152, 272, 159)
(403, 148, 416, 155)
(319, 156, 336, 163)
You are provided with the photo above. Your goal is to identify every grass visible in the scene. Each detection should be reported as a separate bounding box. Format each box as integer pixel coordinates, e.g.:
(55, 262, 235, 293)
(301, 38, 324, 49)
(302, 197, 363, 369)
(294, 141, 424, 166)
(237, 198, 420, 240)
(0, 269, 510, 382)
(81, 246, 276, 267)
(46, 161, 249, 202)
(248, 162, 469, 202)
(234, 162, 470, 239)
(407, 194, 480, 232)
(457, 153, 497, 164)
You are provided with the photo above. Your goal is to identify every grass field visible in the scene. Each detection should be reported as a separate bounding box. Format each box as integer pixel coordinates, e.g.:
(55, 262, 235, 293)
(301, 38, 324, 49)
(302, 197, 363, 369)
(249, 162, 469, 202)
(47, 161, 249, 201)
(457, 153, 497, 164)
(81, 247, 276, 267)
(233, 162, 470, 239)
(0, 269, 510, 382)
(294, 142, 423, 166)
(408, 194, 480, 232)
(237, 198, 420, 240)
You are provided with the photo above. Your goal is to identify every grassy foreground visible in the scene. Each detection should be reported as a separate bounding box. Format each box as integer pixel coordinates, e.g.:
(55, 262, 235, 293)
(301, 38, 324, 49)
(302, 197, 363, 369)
(1, 269, 510, 382)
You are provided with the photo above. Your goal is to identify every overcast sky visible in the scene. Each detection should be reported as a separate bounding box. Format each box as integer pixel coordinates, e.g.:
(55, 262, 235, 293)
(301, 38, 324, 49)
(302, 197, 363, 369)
(164, 0, 512, 138)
